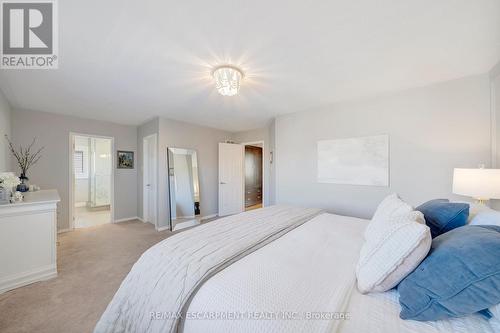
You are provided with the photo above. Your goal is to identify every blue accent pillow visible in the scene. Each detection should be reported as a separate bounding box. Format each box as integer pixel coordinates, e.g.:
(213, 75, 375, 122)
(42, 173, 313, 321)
(416, 199, 469, 238)
(398, 225, 500, 321)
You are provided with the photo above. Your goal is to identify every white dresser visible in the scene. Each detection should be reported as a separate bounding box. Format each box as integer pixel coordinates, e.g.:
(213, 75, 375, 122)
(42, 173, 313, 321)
(0, 190, 60, 294)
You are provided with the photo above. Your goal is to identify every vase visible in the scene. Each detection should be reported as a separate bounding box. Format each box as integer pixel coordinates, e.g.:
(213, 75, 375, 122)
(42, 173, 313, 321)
(16, 174, 29, 192)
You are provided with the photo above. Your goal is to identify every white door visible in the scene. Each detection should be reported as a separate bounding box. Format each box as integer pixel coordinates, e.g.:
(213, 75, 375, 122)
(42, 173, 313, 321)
(218, 143, 244, 216)
(143, 134, 157, 226)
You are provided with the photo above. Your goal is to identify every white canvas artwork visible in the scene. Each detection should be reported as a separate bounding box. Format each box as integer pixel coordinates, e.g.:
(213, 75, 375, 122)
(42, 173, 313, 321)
(317, 135, 389, 186)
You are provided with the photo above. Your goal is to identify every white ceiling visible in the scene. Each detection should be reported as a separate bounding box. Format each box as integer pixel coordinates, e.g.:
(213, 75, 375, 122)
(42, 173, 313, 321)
(1, 0, 499, 132)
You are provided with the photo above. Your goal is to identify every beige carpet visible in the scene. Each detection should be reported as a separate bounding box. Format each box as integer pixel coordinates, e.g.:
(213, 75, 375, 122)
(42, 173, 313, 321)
(0, 220, 173, 333)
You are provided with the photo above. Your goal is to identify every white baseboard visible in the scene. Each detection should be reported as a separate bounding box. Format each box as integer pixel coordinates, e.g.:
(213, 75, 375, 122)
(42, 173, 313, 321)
(156, 225, 170, 232)
(201, 214, 217, 221)
(57, 228, 73, 234)
(137, 216, 145, 223)
(114, 216, 140, 223)
(0, 265, 57, 294)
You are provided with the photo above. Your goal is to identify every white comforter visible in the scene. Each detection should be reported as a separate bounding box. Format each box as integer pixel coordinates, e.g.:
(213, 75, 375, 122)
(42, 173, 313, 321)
(183, 213, 500, 333)
(95, 206, 322, 333)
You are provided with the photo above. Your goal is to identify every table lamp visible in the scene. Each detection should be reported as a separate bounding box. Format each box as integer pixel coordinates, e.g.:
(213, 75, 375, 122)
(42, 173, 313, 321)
(453, 168, 500, 205)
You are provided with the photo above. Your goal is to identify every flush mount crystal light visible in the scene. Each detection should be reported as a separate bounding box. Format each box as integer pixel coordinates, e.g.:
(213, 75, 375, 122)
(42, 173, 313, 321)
(212, 65, 244, 96)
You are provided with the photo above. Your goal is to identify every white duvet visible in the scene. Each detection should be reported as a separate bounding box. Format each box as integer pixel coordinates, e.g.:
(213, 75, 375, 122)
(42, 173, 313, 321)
(95, 206, 323, 333)
(183, 213, 500, 333)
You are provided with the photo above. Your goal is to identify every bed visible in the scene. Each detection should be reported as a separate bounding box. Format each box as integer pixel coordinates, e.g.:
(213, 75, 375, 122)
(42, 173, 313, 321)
(94, 206, 500, 333)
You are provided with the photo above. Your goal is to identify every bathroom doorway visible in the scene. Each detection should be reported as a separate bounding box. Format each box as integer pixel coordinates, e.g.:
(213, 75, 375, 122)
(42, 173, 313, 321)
(70, 134, 113, 229)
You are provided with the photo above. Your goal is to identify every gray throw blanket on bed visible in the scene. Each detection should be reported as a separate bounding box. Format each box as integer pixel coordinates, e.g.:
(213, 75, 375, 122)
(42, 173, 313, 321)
(94, 205, 323, 333)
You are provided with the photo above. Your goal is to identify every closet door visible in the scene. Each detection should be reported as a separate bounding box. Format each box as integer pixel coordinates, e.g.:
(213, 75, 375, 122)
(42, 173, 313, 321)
(218, 143, 244, 216)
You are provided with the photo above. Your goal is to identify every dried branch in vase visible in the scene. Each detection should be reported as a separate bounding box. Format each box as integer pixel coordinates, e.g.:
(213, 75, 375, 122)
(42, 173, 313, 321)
(4, 135, 44, 178)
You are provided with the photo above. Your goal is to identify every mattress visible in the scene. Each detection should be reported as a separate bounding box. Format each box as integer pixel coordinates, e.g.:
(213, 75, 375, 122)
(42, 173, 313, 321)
(183, 213, 499, 333)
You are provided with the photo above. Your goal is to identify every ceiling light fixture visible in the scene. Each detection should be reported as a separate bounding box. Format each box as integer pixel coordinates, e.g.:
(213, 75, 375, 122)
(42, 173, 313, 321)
(212, 65, 244, 96)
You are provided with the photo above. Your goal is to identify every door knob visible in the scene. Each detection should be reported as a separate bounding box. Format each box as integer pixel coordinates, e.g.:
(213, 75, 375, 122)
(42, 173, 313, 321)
(220, 182, 227, 185)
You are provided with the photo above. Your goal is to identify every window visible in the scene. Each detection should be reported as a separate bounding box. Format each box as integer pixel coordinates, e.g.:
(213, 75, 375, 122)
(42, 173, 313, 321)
(74, 150, 86, 178)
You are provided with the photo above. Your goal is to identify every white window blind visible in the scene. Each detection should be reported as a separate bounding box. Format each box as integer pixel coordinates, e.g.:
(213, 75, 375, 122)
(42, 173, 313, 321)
(74, 150, 86, 177)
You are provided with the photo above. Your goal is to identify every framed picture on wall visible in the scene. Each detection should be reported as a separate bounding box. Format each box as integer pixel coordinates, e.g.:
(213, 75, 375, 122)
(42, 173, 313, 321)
(117, 151, 134, 169)
(317, 134, 389, 186)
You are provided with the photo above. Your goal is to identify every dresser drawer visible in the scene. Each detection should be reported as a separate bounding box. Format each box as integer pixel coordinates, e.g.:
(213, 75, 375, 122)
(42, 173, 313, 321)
(245, 190, 262, 207)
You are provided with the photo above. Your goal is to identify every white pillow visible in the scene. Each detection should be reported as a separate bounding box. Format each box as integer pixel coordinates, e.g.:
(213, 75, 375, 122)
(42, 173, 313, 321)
(356, 210, 432, 294)
(364, 193, 413, 240)
(470, 209, 500, 226)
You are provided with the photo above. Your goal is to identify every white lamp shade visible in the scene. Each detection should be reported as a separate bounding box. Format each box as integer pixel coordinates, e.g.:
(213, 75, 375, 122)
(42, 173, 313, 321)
(452, 168, 500, 200)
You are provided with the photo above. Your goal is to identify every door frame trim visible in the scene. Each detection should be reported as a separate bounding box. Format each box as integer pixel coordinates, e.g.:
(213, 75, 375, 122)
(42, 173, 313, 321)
(241, 140, 265, 208)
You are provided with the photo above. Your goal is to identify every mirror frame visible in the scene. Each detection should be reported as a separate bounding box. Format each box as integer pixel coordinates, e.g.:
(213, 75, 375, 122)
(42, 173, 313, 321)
(166, 147, 200, 231)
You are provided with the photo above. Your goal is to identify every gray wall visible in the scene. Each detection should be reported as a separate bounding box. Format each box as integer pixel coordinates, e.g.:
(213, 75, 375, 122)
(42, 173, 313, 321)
(231, 125, 273, 206)
(275, 74, 492, 219)
(11, 109, 138, 230)
(0, 90, 11, 171)
(157, 118, 232, 228)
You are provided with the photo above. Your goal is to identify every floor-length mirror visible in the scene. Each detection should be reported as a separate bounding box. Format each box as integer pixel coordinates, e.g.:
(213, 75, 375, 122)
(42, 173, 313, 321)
(167, 148, 201, 231)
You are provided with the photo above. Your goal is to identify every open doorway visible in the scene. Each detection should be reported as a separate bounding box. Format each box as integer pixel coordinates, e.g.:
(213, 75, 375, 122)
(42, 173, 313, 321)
(71, 134, 113, 229)
(244, 142, 263, 211)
